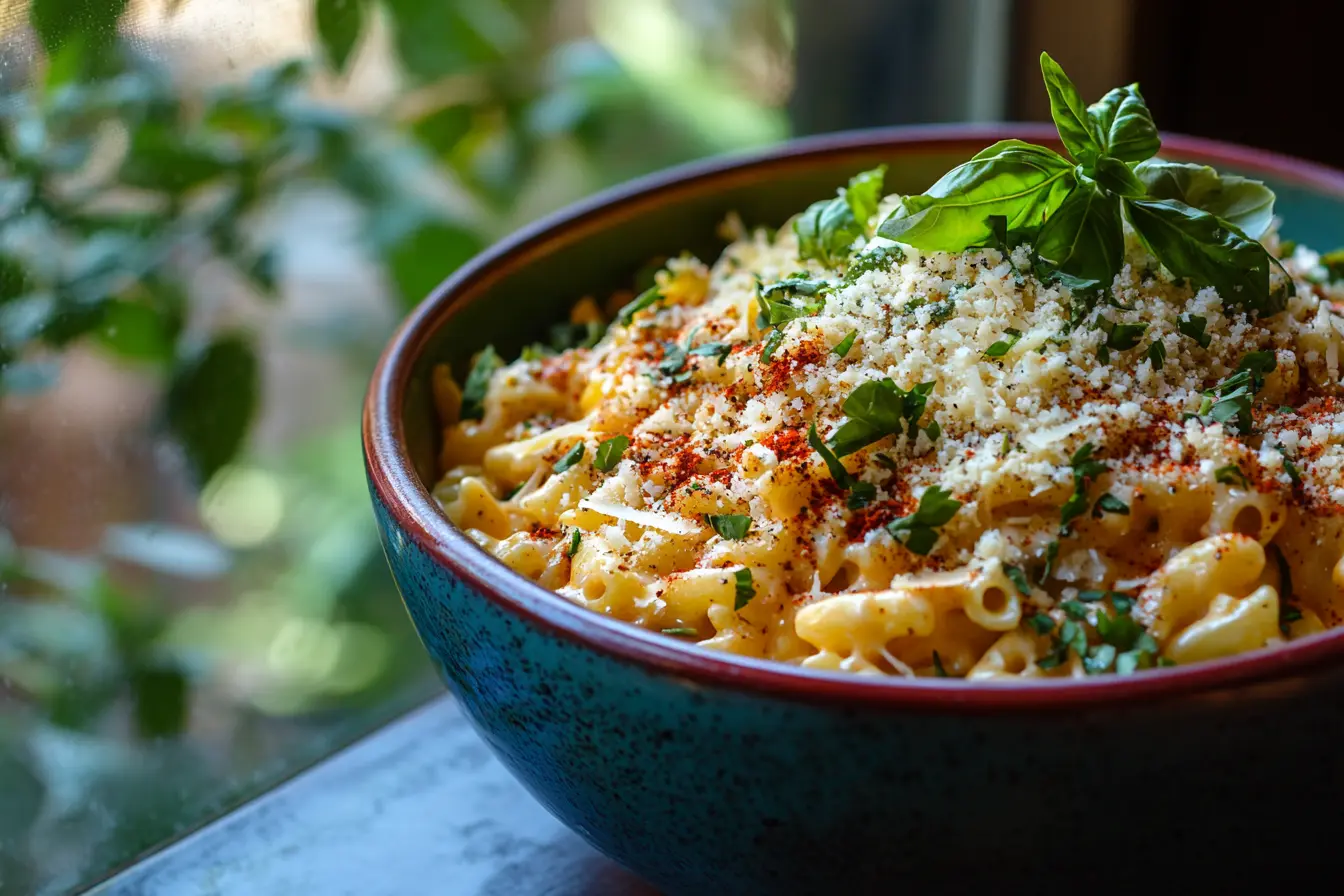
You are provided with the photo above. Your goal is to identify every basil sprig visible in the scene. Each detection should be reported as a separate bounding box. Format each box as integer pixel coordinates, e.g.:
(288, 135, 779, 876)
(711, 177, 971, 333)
(795, 165, 888, 267)
(875, 52, 1289, 317)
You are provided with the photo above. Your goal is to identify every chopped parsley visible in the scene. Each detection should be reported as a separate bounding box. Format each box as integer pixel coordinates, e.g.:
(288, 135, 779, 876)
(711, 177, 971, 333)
(554, 441, 585, 474)
(833, 330, 858, 358)
(566, 529, 581, 558)
(886, 486, 961, 556)
(1005, 565, 1032, 596)
(617, 285, 661, 325)
(1060, 442, 1107, 534)
(1092, 492, 1130, 516)
(983, 328, 1024, 358)
(460, 345, 502, 421)
(705, 514, 752, 540)
(1177, 314, 1212, 348)
(1213, 464, 1249, 488)
(593, 435, 630, 472)
(733, 568, 756, 611)
(1028, 613, 1056, 634)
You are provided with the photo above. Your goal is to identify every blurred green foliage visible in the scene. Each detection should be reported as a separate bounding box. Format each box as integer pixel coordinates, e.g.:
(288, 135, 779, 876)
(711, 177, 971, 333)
(0, 0, 791, 891)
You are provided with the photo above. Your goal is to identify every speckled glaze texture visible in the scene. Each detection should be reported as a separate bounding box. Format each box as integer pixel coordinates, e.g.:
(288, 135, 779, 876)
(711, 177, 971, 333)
(365, 127, 1344, 891)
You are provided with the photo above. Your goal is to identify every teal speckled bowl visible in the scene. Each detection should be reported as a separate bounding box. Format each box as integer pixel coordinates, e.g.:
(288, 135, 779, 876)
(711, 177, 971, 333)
(364, 125, 1344, 891)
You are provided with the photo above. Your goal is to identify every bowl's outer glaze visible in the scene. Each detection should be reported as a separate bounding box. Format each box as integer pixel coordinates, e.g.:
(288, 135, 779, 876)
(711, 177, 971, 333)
(366, 126, 1344, 891)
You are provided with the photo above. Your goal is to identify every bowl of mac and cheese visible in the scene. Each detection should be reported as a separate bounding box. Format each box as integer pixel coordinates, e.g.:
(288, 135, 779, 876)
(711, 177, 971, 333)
(365, 122, 1344, 890)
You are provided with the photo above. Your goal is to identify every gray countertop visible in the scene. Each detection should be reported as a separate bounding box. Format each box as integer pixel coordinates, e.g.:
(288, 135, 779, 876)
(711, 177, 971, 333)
(94, 694, 656, 896)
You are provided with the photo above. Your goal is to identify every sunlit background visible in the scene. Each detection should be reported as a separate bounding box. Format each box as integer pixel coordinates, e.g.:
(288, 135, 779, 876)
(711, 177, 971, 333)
(0, 0, 1337, 893)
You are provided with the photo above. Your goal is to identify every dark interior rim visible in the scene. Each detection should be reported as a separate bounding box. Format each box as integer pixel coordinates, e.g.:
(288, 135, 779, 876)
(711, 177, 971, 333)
(364, 122, 1344, 712)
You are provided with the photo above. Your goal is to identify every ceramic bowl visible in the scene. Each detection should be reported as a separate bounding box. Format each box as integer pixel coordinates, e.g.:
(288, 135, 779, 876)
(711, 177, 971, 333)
(364, 124, 1344, 891)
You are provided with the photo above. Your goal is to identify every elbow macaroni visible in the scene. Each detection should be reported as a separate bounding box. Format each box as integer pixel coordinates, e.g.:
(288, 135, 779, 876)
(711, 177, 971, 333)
(431, 201, 1344, 679)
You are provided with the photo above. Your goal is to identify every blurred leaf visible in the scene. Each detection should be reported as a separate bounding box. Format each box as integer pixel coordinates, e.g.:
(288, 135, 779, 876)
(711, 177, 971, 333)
(384, 220, 482, 309)
(0, 255, 30, 302)
(103, 523, 232, 580)
(383, 0, 525, 81)
(244, 249, 280, 299)
(0, 737, 46, 844)
(165, 334, 260, 486)
(120, 124, 238, 193)
(0, 295, 55, 346)
(95, 299, 178, 363)
(0, 360, 60, 394)
(30, 0, 130, 56)
(411, 104, 474, 154)
(316, 0, 366, 75)
(130, 660, 188, 738)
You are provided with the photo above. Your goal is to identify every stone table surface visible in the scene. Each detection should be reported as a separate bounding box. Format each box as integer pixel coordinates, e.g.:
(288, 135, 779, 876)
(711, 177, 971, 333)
(92, 694, 657, 896)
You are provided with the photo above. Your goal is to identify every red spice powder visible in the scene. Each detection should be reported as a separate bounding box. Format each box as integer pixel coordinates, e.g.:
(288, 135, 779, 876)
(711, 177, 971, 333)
(761, 428, 809, 464)
(761, 341, 824, 394)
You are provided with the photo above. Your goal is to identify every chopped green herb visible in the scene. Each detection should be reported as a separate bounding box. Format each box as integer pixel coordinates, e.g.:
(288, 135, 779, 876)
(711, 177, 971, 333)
(1214, 464, 1249, 488)
(984, 327, 1024, 358)
(1060, 442, 1108, 534)
(662, 627, 699, 637)
(1093, 492, 1130, 516)
(593, 435, 630, 473)
(733, 568, 756, 611)
(618, 285, 661, 325)
(760, 327, 786, 363)
(1272, 545, 1301, 636)
(795, 166, 888, 267)
(931, 650, 948, 677)
(566, 529, 581, 558)
(874, 453, 898, 471)
(1060, 600, 1089, 620)
(833, 331, 858, 358)
(1005, 565, 1032, 596)
(688, 341, 734, 366)
(1200, 351, 1278, 432)
(1083, 643, 1118, 675)
(1105, 321, 1148, 351)
(827, 379, 937, 457)
(846, 482, 877, 511)
(1177, 314, 1212, 348)
(460, 345, 502, 421)
(705, 514, 752, 540)
(554, 441, 585, 474)
(1147, 339, 1167, 367)
(761, 277, 833, 299)
(1278, 447, 1302, 487)
(1078, 589, 1127, 603)
(1028, 613, 1056, 634)
(843, 244, 905, 284)
(503, 484, 524, 500)
(886, 486, 961, 556)
(1157, 657, 1177, 668)
(1040, 540, 1059, 584)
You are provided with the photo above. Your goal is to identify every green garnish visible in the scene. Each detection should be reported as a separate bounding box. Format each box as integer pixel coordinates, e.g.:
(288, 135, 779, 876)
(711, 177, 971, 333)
(1147, 340, 1167, 367)
(1060, 442, 1107, 534)
(1040, 540, 1059, 584)
(827, 379, 937, 457)
(984, 328, 1024, 358)
(886, 486, 961, 556)
(807, 421, 876, 508)
(931, 651, 948, 677)
(795, 165, 888, 267)
(617, 285, 662, 325)
(1093, 492, 1130, 516)
(1177, 314, 1212, 348)
(873, 52, 1288, 316)
(1273, 545, 1302, 636)
(1279, 447, 1302, 487)
(460, 345, 501, 421)
(662, 627, 699, 637)
(503, 483, 524, 500)
(1060, 600, 1089, 620)
(1214, 464, 1249, 488)
(733, 568, 756, 611)
(760, 327, 786, 363)
(843, 244, 905, 284)
(833, 331, 858, 358)
(554, 441, 585, 474)
(1028, 613, 1056, 634)
(1199, 351, 1277, 432)
(593, 435, 630, 472)
(1005, 565, 1032, 596)
(566, 529, 581, 558)
(705, 514, 752, 540)
(1104, 321, 1148, 351)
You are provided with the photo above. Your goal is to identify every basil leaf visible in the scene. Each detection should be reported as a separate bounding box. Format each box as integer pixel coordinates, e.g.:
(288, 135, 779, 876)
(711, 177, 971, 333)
(1029, 613, 1055, 634)
(983, 328, 1023, 358)
(706, 514, 752, 540)
(460, 345, 501, 421)
(554, 442, 585, 474)
(1125, 198, 1279, 316)
(593, 435, 629, 472)
(1040, 52, 1101, 166)
(757, 291, 822, 328)
(843, 244, 904, 283)
(760, 327, 786, 363)
(1034, 182, 1124, 284)
(618, 286, 661, 325)
(1214, 464, 1249, 488)
(1092, 156, 1146, 198)
(828, 381, 904, 456)
(1093, 492, 1130, 515)
(567, 529, 581, 558)
(1177, 314, 1211, 348)
(1087, 84, 1160, 163)
(795, 198, 862, 267)
(1147, 340, 1167, 367)
(887, 486, 961, 556)
(844, 165, 887, 233)
(761, 277, 831, 299)
(733, 568, 756, 611)
(1105, 322, 1148, 351)
(1133, 160, 1276, 240)
(808, 421, 854, 486)
(832, 331, 858, 358)
(877, 140, 1075, 252)
(1005, 565, 1032, 596)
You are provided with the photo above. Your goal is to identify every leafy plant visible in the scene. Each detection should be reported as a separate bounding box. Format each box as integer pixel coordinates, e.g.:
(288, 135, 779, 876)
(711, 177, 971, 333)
(877, 52, 1290, 317)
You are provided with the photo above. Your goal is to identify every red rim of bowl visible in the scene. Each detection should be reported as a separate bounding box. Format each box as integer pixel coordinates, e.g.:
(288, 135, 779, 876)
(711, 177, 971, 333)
(364, 122, 1344, 712)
